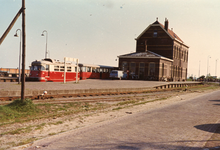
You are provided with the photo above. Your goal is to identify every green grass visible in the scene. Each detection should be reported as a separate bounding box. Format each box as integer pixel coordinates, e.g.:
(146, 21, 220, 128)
(112, 107, 123, 110)
(0, 99, 39, 124)
(1, 125, 34, 136)
(189, 83, 220, 91)
(48, 133, 56, 136)
(116, 100, 137, 106)
(16, 137, 36, 147)
(35, 123, 46, 130)
(50, 121, 63, 125)
(0, 100, 110, 128)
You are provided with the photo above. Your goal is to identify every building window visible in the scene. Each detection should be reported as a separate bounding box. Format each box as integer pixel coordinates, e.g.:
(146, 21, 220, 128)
(186, 51, 188, 62)
(153, 30, 157, 37)
(122, 62, 128, 72)
(139, 63, 145, 79)
(181, 67, 182, 78)
(130, 62, 136, 75)
(162, 63, 164, 77)
(148, 62, 155, 76)
(145, 40, 148, 51)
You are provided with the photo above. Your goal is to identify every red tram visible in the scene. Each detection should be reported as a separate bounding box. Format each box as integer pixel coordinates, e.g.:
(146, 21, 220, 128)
(29, 58, 79, 82)
(79, 63, 115, 80)
(29, 58, 116, 82)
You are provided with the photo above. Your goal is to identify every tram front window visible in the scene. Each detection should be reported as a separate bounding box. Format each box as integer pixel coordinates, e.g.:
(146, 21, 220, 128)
(31, 65, 45, 71)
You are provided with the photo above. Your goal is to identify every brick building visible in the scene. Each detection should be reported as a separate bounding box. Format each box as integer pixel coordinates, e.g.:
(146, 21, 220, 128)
(118, 18, 189, 81)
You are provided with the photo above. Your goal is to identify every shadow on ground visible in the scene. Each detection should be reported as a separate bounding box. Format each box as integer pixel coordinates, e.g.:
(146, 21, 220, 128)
(194, 124, 220, 134)
(25, 140, 220, 150)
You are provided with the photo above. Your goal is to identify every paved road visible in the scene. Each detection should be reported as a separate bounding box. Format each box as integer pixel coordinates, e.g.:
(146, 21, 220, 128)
(25, 90, 220, 150)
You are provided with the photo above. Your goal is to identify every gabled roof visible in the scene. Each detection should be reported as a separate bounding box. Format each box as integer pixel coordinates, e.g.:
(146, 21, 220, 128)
(118, 50, 173, 62)
(136, 20, 188, 47)
(156, 21, 183, 43)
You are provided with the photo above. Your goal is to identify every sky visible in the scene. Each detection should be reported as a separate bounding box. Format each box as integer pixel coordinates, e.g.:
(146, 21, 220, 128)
(1, 0, 220, 78)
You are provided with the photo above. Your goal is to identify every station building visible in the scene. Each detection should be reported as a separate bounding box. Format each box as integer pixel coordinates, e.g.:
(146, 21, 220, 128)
(118, 18, 189, 81)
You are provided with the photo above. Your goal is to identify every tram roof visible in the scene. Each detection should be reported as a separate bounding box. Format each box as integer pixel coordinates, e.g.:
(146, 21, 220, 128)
(98, 65, 115, 69)
(32, 58, 76, 66)
(78, 63, 100, 68)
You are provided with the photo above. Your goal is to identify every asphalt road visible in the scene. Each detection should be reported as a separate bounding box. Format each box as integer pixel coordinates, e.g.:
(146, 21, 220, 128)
(25, 90, 220, 150)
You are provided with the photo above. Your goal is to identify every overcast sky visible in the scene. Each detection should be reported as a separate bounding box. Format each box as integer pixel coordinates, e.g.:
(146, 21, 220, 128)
(1, 0, 220, 78)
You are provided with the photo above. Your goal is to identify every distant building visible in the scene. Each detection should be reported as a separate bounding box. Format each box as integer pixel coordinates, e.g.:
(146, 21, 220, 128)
(0, 68, 29, 77)
(118, 18, 189, 81)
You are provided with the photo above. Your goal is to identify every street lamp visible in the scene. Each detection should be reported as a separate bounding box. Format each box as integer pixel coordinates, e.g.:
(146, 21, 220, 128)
(207, 55, 211, 77)
(41, 30, 48, 58)
(14, 29, 21, 84)
(216, 59, 218, 77)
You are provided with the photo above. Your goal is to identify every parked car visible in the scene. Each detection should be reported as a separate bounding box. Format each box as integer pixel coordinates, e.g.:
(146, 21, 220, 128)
(109, 70, 125, 80)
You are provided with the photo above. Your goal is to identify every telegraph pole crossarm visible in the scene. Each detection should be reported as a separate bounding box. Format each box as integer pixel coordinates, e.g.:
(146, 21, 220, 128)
(0, 8, 22, 45)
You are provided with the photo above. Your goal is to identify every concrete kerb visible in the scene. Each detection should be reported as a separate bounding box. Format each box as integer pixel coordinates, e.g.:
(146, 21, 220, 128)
(154, 82, 201, 90)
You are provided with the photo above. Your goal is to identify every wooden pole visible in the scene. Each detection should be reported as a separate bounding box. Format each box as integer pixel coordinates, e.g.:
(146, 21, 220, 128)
(21, 0, 26, 101)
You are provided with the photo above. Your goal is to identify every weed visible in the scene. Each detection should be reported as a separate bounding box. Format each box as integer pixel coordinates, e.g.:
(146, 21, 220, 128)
(49, 121, 63, 126)
(53, 121, 63, 125)
(116, 100, 137, 106)
(2, 125, 34, 136)
(5, 141, 16, 147)
(35, 123, 46, 130)
(112, 107, 123, 110)
(48, 133, 56, 136)
(17, 137, 36, 146)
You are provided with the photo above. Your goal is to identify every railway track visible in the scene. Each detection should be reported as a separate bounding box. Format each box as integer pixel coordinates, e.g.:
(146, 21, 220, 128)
(0, 90, 183, 105)
(0, 87, 188, 103)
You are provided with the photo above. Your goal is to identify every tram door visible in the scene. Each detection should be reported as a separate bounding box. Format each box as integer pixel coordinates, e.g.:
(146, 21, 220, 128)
(45, 65, 50, 80)
(100, 68, 103, 79)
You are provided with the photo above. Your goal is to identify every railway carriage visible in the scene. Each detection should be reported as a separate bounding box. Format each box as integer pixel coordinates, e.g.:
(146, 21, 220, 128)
(79, 63, 115, 80)
(79, 64, 100, 80)
(99, 65, 116, 79)
(29, 58, 79, 82)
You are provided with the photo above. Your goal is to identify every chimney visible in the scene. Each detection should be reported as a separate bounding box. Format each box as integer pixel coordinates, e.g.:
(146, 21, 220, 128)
(164, 18, 169, 31)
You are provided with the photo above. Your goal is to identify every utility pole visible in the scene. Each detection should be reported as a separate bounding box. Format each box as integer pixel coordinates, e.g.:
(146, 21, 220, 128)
(21, 0, 26, 101)
(207, 56, 211, 78)
(216, 59, 218, 78)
